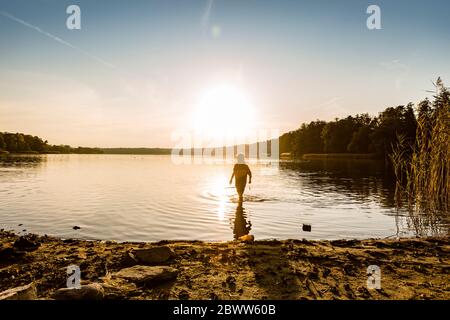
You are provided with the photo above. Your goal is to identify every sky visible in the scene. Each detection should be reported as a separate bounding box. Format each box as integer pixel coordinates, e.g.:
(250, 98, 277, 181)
(0, 0, 449, 147)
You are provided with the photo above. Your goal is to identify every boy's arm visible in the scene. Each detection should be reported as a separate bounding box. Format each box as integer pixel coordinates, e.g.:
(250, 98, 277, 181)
(248, 166, 252, 183)
(230, 166, 235, 184)
(229, 172, 235, 184)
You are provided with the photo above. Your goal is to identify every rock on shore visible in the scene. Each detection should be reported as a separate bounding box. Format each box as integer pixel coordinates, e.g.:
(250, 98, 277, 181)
(0, 282, 37, 300)
(129, 246, 175, 265)
(53, 283, 104, 300)
(112, 265, 178, 285)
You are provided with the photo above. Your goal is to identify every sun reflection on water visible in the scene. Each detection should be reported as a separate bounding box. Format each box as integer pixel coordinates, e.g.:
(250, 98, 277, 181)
(210, 175, 234, 221)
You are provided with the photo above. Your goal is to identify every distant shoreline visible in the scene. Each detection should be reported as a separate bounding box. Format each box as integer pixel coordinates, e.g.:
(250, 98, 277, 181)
(2, 151, 381, 158)
(302, 153, 378, 160)
(0, 149, 172, 156)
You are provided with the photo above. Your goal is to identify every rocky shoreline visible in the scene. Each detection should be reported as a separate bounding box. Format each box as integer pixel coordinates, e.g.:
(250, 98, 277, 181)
(0, 230, 449, 300)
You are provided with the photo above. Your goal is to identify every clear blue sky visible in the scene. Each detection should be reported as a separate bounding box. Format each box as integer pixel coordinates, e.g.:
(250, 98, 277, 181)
(1, 0, 449, 147)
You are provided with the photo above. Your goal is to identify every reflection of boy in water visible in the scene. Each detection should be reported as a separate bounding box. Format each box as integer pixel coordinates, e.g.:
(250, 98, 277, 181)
(229, 153, 252, 203)
(233, 203, 252, 240)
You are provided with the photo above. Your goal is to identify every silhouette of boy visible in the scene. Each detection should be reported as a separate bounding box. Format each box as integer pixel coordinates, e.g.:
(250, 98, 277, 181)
(229, 153, 252, 202)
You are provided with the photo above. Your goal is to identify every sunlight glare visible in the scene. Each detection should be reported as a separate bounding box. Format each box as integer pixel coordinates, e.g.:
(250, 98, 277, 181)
(192, 84, 256, 143)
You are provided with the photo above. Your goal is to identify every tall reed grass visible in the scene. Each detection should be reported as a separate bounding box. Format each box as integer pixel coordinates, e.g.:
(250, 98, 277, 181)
(390, 78, 450, 212)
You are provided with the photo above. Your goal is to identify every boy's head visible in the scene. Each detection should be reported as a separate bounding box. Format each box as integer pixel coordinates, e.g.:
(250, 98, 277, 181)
(236, 153, 245, 164)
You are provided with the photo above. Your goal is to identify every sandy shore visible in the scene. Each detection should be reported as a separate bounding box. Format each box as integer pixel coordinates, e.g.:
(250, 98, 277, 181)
(0, 230, 449, 300)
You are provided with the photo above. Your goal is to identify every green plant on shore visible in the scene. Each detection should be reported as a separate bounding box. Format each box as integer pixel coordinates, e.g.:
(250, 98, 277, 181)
(390, 78, 450, 213)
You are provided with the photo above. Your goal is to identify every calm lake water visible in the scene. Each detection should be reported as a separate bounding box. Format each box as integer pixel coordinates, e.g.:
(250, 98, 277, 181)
(0, 154, 448, 241)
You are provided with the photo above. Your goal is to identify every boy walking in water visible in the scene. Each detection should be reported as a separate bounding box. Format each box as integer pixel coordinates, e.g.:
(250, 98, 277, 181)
(229, 153, 252, 203)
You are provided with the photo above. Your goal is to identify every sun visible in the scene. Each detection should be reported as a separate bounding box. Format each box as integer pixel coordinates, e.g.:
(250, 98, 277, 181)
(192, 84, 256, 142)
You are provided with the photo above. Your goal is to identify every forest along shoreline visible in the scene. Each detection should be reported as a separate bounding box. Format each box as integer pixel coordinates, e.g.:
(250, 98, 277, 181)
(0, 230, 448, 300)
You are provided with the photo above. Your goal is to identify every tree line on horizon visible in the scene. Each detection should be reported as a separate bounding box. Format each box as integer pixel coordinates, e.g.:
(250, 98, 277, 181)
(0, 132, 103, 154)
(279, 100, 417, 159)
(0, 105, 437, 159)
(0, 133, 173, 155)
(277, 78, 448, 163)
(0, 101, 430, 159)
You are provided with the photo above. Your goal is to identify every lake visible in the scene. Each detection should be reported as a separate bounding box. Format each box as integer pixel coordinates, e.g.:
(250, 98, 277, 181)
(0, 154, 448, 241)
